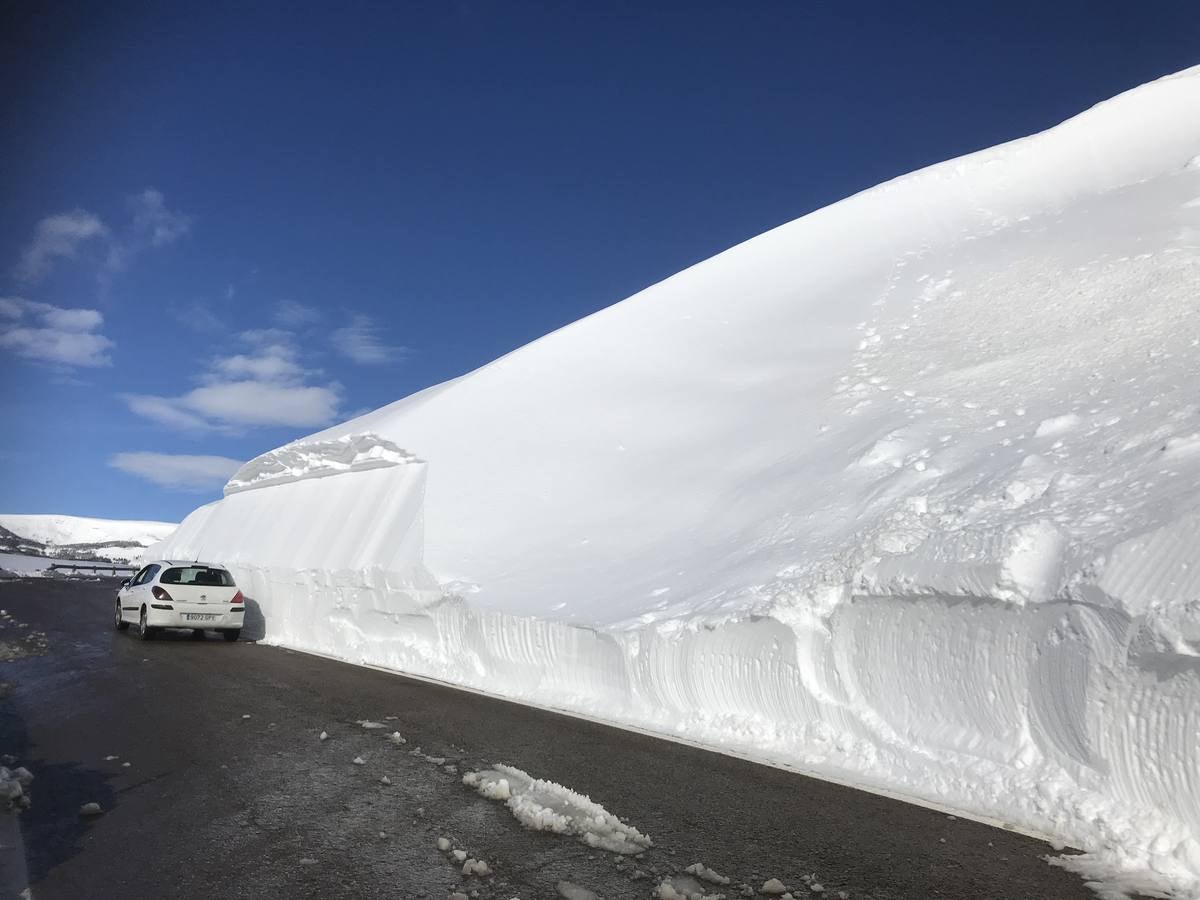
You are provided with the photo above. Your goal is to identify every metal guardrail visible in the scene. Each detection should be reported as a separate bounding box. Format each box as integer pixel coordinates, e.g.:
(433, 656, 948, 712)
(46, 563, 138, 576)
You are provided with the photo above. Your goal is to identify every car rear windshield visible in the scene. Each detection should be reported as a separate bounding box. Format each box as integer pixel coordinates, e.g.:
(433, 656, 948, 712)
(160, 566, 235, 587)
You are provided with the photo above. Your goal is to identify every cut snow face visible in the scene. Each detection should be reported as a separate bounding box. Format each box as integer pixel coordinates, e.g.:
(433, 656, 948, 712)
(463, 764, 652, 854)
(156, 66, 1200, 897)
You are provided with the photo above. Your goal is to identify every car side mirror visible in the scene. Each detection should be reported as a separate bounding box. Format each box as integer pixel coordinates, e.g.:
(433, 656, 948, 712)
(120, 579, 131, 588)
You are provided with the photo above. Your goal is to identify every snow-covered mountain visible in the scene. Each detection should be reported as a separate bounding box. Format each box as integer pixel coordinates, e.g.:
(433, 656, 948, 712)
(160, 67, 1200, 896)
(0, 514, 176, 563)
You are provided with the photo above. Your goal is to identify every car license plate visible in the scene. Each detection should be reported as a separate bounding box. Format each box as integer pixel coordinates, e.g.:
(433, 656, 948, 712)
(185, 613, 218, 621)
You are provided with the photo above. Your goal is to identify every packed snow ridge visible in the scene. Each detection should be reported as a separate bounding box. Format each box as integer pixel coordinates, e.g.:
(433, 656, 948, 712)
(159, 67, 1200, 897)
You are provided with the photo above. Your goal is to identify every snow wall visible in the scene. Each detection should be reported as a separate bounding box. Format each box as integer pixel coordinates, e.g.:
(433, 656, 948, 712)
(161, 67, 1200, 895)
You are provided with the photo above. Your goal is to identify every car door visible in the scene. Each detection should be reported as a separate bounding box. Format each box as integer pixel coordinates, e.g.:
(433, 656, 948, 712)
(124, 565, 160, 618)
(119, 566, 149, 620)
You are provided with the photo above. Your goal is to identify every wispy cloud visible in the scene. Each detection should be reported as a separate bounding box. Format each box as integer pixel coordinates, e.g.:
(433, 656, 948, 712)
(109, 452, 243, 491)
(14, 211, 109, 282)
(102, 189, 191, 287)
(124, 329, 341, 431)
(12, 189, 190, 288)
(332, 314, 403, 365)
(275, 300, 321, 327)
(0, 297, 114, 368)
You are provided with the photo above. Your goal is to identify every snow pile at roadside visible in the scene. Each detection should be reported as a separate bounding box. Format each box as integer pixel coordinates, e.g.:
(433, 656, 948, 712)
(463, 764, 652, 854)
(159, 67, 1200, 896)
(0, 514, 176, 563)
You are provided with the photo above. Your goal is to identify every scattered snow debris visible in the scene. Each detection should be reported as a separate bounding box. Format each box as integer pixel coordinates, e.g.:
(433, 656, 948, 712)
(352, 756, 366, 766)
(761, 879, 788, 895)
(437, 837, 452, 852)
(319, 730, 328, 741)
(656, 874, 725, 900)
(358, 720, 386, 730)
(388, 731, 407, 744)
(0, 766, 32, 810)
(104, 755, 119, 761)
(379, 775, 392, 785)
(462, 858, 491, 877)
(299, 858, 318, 866)
(450, 893, 469, 900)
(451, 849, 468, 863)
(384, 715, 398, 720)
(121, 762, 131, 768)
(837, 892, 849, 899)
(79, 802, 103, 817)
(811, 885, 825, 894)
(241, 714, 251, 720)
(463, 765, 651, 854)
(686, 863, 731, 885)
(424, 754, 447, 765)
(443, 764, 458, 774)
(416, 806, 425, 816)
(556, 883, 600, 900)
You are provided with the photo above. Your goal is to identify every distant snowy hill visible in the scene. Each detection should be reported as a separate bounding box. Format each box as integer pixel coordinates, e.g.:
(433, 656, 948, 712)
(0, 514, 176, 563)
(161, 67, 1200, 897)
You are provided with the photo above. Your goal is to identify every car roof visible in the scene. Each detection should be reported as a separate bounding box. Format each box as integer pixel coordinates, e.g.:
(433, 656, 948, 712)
(152, 560, 228, 569)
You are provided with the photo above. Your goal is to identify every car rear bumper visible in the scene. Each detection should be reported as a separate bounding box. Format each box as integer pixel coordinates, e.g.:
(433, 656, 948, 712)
(144, 605, 245, 630)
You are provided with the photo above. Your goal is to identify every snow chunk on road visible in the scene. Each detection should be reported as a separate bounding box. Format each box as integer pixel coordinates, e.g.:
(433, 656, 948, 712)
(686, 863, 730, 885)
(463, 764, 652, 854)
(656, 875, 726, 899)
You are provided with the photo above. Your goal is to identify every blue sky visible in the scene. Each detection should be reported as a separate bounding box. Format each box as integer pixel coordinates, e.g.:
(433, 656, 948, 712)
(2, 1, 1198, 523)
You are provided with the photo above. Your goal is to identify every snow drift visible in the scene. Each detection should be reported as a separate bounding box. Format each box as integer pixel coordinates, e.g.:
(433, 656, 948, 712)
(161, 67, 1200, 895)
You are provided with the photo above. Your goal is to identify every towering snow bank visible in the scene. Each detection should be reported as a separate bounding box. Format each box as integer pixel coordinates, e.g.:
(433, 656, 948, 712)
(160, 67, 1200, 895)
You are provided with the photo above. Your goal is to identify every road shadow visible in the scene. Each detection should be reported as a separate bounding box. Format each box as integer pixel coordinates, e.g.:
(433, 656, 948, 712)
(241, 596, 267, 641)
(1, 660, 117, 892)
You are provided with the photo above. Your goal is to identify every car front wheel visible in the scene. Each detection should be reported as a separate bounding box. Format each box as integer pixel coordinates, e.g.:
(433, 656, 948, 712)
(114, 602, 129, 631)
(138, 607, 157, 641)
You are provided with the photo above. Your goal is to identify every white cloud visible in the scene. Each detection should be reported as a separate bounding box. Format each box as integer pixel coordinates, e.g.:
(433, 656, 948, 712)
(0, 297, 114, 368)
(15, 211, 109, 282)
(123, 394, 210, 431)
(183, 381, 340, 427)
(13, 189, 191, 287)
(103, 189, 191, 279)
(332, 314, 403, 364)
(109, 452, 243, 491)
(125, 329, 342, 431)
(275, 300, 321, 327)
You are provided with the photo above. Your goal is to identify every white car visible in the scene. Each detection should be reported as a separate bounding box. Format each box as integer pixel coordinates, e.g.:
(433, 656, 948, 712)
(115, 561, 245, 641)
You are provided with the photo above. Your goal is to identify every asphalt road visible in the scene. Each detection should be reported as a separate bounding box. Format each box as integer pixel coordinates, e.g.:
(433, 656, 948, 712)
(0, 577, 1096, 900)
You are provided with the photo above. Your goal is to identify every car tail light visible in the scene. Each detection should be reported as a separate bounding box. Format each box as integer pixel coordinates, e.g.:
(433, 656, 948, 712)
(231, 590, 244, 606)
(152, 585, 174, 602)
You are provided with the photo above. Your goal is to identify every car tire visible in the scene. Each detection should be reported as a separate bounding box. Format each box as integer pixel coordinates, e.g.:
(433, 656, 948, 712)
(114, 602, 129, 631)
(222, 629, 240, 642)
(138, 607, 157, 641)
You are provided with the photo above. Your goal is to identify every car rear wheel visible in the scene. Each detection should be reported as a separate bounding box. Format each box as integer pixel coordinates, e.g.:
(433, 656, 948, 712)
(114, 602, 129, 631)
(222, 629, 240, 642)
(138, 607, 157, 641)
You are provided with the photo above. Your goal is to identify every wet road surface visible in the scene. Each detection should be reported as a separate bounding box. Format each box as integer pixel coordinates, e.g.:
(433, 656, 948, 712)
(0, 577, 1095, 899)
